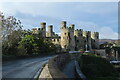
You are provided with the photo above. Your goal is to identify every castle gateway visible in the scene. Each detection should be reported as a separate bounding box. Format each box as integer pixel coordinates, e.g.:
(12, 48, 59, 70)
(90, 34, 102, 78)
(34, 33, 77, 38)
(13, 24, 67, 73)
(32, 21, 99, 52)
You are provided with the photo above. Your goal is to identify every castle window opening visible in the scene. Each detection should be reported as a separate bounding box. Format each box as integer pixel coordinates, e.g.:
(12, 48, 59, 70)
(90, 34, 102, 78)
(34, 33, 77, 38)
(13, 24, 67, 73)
(38, 28, 40, 30)
(68, 32, 70, 39)
(77, 40, 79, 43)
(79, 33, 81, 36)
(65, 33, 66, 35)
(64, 45, 67, 48)
(97, 36, 99, 39)
(81, 34, 82, 36)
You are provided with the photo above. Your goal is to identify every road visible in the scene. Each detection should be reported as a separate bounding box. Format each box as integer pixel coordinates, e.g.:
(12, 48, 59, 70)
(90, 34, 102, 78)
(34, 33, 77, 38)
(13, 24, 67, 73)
(2, 55, 54, 79)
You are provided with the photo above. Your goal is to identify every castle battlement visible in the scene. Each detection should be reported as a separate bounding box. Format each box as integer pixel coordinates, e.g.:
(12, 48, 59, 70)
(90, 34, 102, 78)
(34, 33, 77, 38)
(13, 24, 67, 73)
(32, 21, 99, 52)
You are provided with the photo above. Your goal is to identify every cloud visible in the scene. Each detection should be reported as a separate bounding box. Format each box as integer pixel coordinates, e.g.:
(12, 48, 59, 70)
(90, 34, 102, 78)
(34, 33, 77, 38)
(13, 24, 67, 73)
(69, 20, 118, 39)
(74, 2, 117, 15)
(0, 0, 119, 2)
(0, 2, 118, 39)
(0, 2, 117, 18)
(99, 27, 118, 39)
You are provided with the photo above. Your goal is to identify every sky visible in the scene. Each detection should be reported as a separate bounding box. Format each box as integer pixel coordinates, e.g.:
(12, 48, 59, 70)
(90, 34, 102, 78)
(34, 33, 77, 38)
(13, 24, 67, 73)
(0, 1, 119, 39)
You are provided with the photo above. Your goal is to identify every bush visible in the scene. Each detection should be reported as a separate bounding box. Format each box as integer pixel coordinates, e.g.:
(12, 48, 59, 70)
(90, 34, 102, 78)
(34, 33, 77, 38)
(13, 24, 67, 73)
(77, 54, 119, 80)
(18, 35, 57, 55)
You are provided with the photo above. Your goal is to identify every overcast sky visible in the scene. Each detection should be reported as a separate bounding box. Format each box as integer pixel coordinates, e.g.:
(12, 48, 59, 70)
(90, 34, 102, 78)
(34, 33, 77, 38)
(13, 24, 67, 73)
(0, 2, 119, 39)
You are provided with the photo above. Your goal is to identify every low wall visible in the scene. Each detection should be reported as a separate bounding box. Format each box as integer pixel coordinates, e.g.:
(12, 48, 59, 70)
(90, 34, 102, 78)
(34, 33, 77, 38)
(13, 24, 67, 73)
(39, 53, 83, 79)
(75, 61, 88, 80)
(94, 49, 106, 58)
(39, 54, 72, 79)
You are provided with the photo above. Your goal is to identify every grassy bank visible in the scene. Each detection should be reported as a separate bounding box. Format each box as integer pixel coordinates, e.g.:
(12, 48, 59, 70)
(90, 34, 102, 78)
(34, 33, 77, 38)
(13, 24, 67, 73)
(77, 53, 119, 80)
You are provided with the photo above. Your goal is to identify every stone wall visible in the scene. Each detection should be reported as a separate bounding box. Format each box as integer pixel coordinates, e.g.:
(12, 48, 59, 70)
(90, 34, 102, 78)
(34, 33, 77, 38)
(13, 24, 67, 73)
(39, 54, 71, 79)
(94, 49, 106, 58)
(39, 53, 81, 79)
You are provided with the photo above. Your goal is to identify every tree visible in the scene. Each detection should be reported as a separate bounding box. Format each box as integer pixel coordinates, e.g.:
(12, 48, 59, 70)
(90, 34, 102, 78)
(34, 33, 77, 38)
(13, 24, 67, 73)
(19, 35, 36, 55)
(18, 35, 57, 55)
(1, 12, 23, 55)
(43, 40, 57, 53)
(1, 11, 57, 56)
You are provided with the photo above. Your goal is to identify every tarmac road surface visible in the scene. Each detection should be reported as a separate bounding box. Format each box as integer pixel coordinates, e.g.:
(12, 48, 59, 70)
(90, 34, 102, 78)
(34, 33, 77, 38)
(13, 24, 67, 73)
(2, 55, 54, 79)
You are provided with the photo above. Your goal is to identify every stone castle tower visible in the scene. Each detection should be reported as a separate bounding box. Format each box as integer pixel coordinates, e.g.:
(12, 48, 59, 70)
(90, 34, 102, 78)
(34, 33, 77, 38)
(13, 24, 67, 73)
(32, 21, 99, 52)
(60, 21, 75, 51)
(47, 25, 53, 37)
(74, 29, 84, 50)
(40, 22, 46, 38)
(91, 32, 99, 49)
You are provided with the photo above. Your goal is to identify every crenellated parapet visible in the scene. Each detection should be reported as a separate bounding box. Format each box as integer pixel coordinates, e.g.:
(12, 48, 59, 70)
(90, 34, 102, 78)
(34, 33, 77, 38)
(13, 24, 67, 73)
(32, 21, 99, 52)
(61, 21, 67, 28)
(74, 29, 83, 37)
(32, 28, 38, 34)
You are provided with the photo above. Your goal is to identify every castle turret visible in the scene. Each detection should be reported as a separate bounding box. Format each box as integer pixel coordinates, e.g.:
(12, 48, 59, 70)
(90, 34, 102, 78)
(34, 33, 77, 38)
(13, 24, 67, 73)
(32, 28, 37, 34)
(74, 29, 84, 50)
(91, 32, 96, 49)
(40, 22, 46, 37)
(48, 25, 53, 37)
(69, 24, 75, 51)
(91, 32, 95, 39)
(60, 21, 69, 51)
(95, 32, 99, 49)
(83, 31, 92, 50)
(86, 31, 92, 50)
(61, 21, 66, 28)
(70, 24, 75, 30)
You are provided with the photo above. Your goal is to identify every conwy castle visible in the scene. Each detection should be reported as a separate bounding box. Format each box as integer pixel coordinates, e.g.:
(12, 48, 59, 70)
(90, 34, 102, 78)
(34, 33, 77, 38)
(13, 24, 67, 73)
(32, 21, 99, 52)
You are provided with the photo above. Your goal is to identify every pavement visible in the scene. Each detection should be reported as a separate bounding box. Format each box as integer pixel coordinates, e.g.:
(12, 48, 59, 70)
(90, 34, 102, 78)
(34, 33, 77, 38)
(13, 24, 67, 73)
(62, 60, 75, 78)
(2, 55, 54, 79)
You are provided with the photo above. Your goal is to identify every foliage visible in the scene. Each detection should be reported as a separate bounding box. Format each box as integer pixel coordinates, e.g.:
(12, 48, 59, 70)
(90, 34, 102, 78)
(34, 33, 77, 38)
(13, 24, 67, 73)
(100, 42, 113, 49)
(1, 12, 57, 57)
(18, 35, 57, 55)
(0, 12, 22, 42)
(77, 54, 119, 80)
(113, 46, 120, 55)
(81, 53, 98, 57)
(1, 12, 23, 55)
